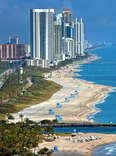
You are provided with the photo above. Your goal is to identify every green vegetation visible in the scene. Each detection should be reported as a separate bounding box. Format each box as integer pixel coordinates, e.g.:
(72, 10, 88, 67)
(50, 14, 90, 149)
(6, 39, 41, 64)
(40, 119, 58, 125)
(57, 59, 74, 68)
(0, 55, 91, 119)
(0, 66, 62, 119)
(0, 120, 53, 155)
(0, 62, 10, 74)
(38, 147, 51, 155)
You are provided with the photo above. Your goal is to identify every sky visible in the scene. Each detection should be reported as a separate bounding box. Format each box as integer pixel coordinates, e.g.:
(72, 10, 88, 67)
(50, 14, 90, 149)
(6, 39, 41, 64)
(0, 0, 116, 44)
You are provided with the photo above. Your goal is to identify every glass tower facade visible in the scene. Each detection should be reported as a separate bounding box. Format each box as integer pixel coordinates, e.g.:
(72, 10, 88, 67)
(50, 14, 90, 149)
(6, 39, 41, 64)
(74, 18, 85, 56)
(30, 9, 54, 61)
(65, 25, 74, 38)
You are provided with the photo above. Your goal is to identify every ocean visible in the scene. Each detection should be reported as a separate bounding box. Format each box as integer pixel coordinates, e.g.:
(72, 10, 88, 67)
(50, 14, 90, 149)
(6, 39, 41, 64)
(75, 45, 116, 124)
(54, 126, 116, 134)
(75, 45, 116, 156)
(92, 142, 116, 156)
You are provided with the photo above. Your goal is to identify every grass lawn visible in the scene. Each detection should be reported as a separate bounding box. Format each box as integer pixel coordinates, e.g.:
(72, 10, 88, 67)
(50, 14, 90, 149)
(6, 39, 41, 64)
(0, 66, 62, 119)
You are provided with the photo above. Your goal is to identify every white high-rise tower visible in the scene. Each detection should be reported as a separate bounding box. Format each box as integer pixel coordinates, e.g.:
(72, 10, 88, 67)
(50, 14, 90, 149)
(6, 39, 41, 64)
(30, 9, 54, 61)
(74, 18, 85, 56)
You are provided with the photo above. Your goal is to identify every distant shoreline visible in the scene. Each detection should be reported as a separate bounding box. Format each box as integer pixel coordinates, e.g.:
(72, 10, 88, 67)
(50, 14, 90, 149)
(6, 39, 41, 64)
(12, 54, 114, 123)
(11, 54, 116, 156)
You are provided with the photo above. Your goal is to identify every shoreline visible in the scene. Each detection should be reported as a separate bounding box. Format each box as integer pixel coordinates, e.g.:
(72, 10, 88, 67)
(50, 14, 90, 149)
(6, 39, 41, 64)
(12, 55, 114, 123)
(38, 133, 116, 156)
(11, 55, 116, 155)
(87, 90, 113, 122)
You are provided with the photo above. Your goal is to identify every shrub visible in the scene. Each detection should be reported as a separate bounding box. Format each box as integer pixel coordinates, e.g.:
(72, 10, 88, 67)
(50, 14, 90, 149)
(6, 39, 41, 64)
(38, 147, 49, 154)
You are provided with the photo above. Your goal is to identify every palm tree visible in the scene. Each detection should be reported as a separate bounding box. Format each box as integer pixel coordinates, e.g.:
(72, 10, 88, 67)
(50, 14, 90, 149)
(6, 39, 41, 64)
(45, 126, 54, 135)
(19, 114, 24, 122)
(25, 117, 29, 124)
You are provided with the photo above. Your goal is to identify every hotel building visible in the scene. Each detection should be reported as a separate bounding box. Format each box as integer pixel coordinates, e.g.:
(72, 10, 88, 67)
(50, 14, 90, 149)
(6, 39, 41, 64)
(62, 38, 74, 58)
(74, 18, 85, 56)
(30, 9, 54, 62)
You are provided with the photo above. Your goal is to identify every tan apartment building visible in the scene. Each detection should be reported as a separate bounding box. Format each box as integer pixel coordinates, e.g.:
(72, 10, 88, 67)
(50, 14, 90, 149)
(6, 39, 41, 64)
(0, 44, 24, 60)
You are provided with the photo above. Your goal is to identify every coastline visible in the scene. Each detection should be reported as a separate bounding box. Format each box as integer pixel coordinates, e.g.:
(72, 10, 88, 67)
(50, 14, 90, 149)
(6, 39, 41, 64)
(38, 133, 116, 156)
(87, 91, 112, 122)
(12, 55, 114, 123)
(11, 55, 116, 155)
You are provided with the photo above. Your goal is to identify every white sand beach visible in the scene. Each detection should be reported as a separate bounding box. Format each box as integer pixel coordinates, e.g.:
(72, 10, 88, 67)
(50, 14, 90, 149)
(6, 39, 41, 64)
(38, 133, 116, 156)
(12, 56, 114, 123)
(11, 57, 116, 156)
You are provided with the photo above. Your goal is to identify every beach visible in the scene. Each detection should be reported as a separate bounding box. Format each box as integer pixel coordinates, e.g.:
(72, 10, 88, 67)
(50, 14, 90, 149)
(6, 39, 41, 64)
(12, 56, 114, 123)
(11, 56, 116, 156)
(38, 133, 116, 156)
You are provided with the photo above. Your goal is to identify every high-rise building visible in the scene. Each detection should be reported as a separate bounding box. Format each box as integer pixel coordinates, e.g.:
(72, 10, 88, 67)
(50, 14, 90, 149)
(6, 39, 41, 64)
(64, 23, 74, 38)
(55, 13, 62, 25)
(62, 38, 74, 58)
(62, 9, 72, 26)
(62, 9, 72, 38)
(30, 9, 54, 61)
(54, 14, 62, 60)
(54, 21, 62, 60)
(74, 18, 85, 56)
(25, 45, 31, 57)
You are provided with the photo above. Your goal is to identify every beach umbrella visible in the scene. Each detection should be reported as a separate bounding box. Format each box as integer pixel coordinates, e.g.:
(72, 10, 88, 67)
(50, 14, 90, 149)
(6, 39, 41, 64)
(64, 98, 70, 103)
(56, 116, 59, 121)
(56, 102, 62, 108)
(56, 114, 60, 118)
(51, 149, 54, 153)
(75, 90, 79, 95)
(70, 93, 75, 98)
(48, 108, 55, 115)
(59, 117, 63, 121)
(56, 117, 63, 121)
(56, 114, 63, 121)
(54, 146, 58, 151)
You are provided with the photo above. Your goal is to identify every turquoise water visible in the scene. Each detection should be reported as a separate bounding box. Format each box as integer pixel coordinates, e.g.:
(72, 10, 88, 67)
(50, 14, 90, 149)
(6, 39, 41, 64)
(75, 46, 116, 156)
(54, 46, 116, 155)
(92, 142, 116, 156)
(74, 45, 116, 124)
(54, 47, 116, 156)
(53, 126, 116, 156)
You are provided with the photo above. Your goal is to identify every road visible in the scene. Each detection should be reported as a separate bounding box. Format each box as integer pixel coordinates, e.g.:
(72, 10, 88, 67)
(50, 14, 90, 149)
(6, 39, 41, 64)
(0, 69, 15, 88)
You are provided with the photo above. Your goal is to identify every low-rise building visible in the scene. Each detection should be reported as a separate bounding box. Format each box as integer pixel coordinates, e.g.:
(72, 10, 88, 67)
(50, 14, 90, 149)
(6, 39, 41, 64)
(27, 59, 50, 68)
(0, 43, 25, 61)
